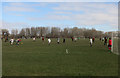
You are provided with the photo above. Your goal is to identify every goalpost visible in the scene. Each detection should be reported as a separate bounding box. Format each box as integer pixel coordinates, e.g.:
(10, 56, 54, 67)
(111, 32, 113, 52)
(111, 32, 119, 55)
(0, 29, 2, 78)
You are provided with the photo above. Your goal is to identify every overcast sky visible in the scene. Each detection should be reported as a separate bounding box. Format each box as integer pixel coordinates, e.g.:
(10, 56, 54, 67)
(1, 2, 118, 32)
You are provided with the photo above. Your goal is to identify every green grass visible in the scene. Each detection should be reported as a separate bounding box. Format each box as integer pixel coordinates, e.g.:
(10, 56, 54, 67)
(2, 38, 118, 76)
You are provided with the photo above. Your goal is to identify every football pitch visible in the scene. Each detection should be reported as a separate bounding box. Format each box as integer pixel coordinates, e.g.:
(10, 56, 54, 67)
(2, 38, 118, 76)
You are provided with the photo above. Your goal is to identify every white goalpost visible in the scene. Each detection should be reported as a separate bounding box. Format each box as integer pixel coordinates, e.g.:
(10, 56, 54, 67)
(0, 29, 2, 78)
(111, 32, 119, 55)
(111, 32, 113, 52)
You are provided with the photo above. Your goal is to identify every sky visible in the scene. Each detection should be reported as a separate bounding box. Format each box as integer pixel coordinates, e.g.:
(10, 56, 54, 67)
(2, 0, 120, 2)
(1, 2, 119, 32)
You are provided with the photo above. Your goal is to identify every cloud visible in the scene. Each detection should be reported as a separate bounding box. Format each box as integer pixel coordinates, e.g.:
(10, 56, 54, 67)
(52, 11, 72, 15)
(13, 14, 24, 16)
(4, 6, 36, 12)
(2, 0, 120, 2)
(55, 3, 118, 27)
(52, 2, 117, 14)
(3, 3, 37, 12)
(1, 2, 118, 32)
(28, 2, 118, 28)
(9, 3, 27, 6)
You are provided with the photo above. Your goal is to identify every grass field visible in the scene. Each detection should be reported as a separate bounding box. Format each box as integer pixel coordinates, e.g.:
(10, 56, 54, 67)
(2, 38, 118, 76)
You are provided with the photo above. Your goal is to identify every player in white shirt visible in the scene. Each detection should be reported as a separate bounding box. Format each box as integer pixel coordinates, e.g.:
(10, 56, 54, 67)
(33, 37, 36, 41)
(102, 37, 104, 41)
(74, 37, 77, 42)
(48, 38, 51, 45)
(57, 38, 60, 44)
(10, 38, 14, 45)
(90, 38, 92, 47)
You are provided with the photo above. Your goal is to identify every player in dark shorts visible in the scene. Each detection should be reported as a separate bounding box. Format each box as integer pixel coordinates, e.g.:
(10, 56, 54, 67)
(16, 38, 20, 45)
(92, 37, 95, 43)
(5, 37, 8, 42)
(42, 36, 44, 41)
(63, 38, 65, 43)
(104, 37, 107, 45)
(71, 37, 74, 41)
(57, 37, 60, 44)
(108, 38, 112, 51)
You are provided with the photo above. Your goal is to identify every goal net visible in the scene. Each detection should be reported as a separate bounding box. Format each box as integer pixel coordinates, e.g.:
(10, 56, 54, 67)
(111, 32, 119, 55)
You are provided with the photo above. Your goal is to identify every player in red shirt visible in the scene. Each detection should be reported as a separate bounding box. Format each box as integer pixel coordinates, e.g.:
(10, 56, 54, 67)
(42, 36, 45, 44)
(71, 37, 74, 42)
(108, 38, 112, 51)
(42, 36, 44, 41)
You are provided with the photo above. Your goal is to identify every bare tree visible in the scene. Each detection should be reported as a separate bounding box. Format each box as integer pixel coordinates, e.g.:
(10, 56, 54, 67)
(2, 27, 107, 38)
(31, 27, 36, 37)
(51, 27, 60, 37)
(25, 28, 31, 37)
(63, 28, 69, 37)
(19, 28, 26, 37)
(11, 29, 16, 37)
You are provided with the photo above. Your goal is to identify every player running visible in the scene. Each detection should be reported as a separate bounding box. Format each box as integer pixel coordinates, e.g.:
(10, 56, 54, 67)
(108, 38, 112, 51)
(10, 38, 14, 45)
(104, 37, 107, 45)
(71, 37, 74, 41)
(74, 37, 77, 42)
(57, 37, 60, 44)
(48, 38, 51, 45)
(42, 36, 44, 42)
(92, 37, 95, 43)
(63, 38, 65, 43)
(16, 38, 21, 45)
(89, 37, 92, 47)
(42, 36, 45, 44)
(102, 37, 104, 41)
(33, 36, 36, 41)
(5, 37, 8, 42)
(99, 37, 101, 41)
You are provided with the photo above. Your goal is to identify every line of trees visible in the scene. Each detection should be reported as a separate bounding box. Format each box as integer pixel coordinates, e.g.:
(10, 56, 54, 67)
(1, 27, 114, 39)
